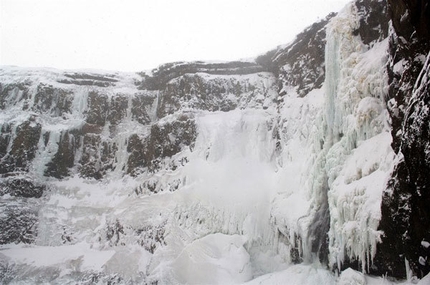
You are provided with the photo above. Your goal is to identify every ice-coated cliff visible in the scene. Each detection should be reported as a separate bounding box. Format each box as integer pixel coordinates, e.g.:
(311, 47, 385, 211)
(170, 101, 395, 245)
(1, 0, 429, 284)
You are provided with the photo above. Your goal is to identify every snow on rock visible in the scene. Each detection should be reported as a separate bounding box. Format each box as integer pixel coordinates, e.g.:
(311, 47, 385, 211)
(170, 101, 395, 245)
(0, 243, 151, 283)
(2, 0, 425, 284)
(376, 0, 430, 278)
(0, 243, 115, 273)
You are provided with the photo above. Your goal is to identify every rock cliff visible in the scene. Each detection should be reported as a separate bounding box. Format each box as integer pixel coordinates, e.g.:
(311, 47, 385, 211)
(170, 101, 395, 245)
(376, 0, 430, 278)
(1, 0, 429, 283)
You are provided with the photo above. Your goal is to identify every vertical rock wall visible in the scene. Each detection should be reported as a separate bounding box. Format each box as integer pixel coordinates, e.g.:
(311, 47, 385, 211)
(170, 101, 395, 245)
(377, 0, 430, 278)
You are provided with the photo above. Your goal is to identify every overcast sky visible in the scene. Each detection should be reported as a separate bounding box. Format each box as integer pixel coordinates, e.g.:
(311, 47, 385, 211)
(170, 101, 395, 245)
(0, 0, 350, 72)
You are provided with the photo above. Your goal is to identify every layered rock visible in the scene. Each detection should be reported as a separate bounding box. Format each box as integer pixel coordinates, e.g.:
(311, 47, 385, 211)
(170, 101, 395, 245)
(0, 0, 429, 283)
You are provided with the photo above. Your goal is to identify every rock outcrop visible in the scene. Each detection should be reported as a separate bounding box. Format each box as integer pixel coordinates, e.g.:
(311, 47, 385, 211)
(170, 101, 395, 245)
(376, 0, 430, 278)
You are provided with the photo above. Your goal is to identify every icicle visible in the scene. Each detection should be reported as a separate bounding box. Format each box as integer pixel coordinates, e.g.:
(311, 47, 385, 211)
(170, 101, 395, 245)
(31, 130, 61, 179)
(322, 3, 394, 273)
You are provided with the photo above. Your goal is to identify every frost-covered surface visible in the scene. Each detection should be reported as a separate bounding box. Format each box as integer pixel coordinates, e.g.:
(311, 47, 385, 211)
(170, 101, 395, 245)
(1, 0, 429, 284)
(0, 65, 286, 283)
(323, 4, 394, 271)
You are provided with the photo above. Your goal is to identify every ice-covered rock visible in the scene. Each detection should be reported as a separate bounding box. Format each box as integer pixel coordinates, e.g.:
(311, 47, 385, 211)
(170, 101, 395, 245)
(376, 0, 430, 278)
(1, 0, 429, 283)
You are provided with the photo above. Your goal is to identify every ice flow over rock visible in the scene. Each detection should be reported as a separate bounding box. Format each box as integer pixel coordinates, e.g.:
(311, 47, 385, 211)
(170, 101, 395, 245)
(1, 0, 430, 284)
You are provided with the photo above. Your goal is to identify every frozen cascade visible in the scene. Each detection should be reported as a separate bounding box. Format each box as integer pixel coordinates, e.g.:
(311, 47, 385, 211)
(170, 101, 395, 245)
(321, 3, 395, 272)
(0, 65, 293, 283)
(2, 0, 427, 283)
(269, 1, 396, 273)
(141, 108, 285, 283)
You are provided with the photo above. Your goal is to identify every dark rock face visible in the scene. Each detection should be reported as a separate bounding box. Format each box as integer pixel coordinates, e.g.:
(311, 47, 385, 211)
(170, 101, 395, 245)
(0, 177, 45, 198)
(157, 74, 256, 117)
(308, 179, 330, 265)
(0, 119, 42, 174)
(86, 91, 109, 126)
(79, 134, 118, 179)
(354, 0, 389, 46)
(0, 83, 30, 110)
(33, 84, 73, 116)
(388, 0, 430, 44)
(139, 61, 266, 90)
(127, 117, 196, 175)
(0, 178, 42, 244)
(0, 124, 11, 159)
(57, 72, 118, 87)
(376, 0, 430, 278)
(256, 13, 335, 97)
(0, 201, 39, 244)
(44, 131, 77, 179)
(385, 1, 430, 153)
(131, 94, 155, 124)
(139, 63, 277, 118)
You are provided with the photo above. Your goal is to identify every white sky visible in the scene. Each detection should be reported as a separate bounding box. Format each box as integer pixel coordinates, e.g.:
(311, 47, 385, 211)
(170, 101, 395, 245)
(0, 0, 350, 72)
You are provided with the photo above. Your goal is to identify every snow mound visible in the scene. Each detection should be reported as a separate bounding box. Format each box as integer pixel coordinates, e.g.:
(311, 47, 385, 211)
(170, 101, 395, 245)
(338, 268, 366, 285)
(170, 234, 252, 284)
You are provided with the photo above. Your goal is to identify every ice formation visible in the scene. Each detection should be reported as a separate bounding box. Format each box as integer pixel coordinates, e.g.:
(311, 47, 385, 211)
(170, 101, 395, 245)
(1, 0, 429, 284)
